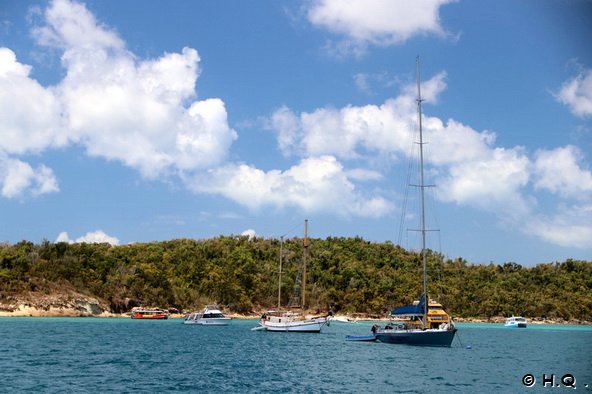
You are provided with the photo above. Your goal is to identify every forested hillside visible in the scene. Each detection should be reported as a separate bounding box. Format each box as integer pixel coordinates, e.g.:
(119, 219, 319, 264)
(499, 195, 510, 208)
(0, 237, 590, 321)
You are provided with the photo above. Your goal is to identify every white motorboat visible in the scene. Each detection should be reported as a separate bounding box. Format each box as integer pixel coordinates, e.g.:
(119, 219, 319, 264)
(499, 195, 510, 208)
(183, 305, 231, 326)
(504, 316, 527, 328)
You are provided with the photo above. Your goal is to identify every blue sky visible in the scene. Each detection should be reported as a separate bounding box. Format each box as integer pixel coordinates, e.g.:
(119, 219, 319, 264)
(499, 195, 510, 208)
(1, 0, 591, 266)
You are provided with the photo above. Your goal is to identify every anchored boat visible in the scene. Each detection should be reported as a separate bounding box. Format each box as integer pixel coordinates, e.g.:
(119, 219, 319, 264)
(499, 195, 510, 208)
(504, 316, 527, 328)
(372, 58, 457, 347)
(130, 308, 168, 320)
(183, 305, 231, 326)
(254, 220, 331, 333)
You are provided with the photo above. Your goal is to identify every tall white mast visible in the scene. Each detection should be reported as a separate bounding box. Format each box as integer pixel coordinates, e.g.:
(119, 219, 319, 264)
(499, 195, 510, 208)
(416, 56, 428, 328)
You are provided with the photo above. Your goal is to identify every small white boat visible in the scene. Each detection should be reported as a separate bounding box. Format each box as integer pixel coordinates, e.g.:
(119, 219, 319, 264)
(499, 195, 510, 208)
(505, 316, 527, 328)
(332, 316, 358, 323)
(257, 310, 329, 333)
(252, 220, 331, 333)
(183, 305, 231, 326)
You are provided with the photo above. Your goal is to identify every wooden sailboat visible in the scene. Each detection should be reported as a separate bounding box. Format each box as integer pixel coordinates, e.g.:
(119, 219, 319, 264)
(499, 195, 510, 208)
(254, 220, 330, 333)
(373, 58, 457, 346)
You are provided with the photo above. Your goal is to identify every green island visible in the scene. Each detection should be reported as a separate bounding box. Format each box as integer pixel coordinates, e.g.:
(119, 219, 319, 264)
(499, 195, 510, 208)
(0, 237, 590, 324)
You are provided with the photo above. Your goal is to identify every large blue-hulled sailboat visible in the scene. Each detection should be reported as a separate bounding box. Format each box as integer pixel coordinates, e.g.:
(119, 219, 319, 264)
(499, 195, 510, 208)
(373, 58, 457, 347)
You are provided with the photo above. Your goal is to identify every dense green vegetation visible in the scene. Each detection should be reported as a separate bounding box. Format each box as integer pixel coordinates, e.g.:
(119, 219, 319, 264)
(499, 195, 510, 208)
(0, 237, 590, 321)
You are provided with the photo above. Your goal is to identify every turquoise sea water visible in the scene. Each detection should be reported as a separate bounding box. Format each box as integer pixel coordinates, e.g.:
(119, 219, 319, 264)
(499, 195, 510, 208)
(0, 318, 590, 393)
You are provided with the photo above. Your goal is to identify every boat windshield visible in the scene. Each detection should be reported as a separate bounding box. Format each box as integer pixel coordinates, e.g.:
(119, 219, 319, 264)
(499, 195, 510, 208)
(203, 313, 225, 318)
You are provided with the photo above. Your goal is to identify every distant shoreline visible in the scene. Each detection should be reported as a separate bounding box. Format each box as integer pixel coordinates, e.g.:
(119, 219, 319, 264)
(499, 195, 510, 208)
(1, 292, 589, 325)
(0, 307, 589, 326)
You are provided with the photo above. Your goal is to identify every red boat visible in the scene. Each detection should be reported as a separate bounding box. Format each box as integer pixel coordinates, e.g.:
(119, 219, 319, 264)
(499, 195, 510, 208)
(130, 308, 168, 319)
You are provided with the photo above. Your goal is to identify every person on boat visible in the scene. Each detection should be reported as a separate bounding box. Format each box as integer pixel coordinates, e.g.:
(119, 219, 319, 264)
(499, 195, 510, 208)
(371, 324, 379, 333)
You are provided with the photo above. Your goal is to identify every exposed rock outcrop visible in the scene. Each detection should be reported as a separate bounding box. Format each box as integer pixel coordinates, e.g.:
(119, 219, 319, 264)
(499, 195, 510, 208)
(0, 291, 116, 317)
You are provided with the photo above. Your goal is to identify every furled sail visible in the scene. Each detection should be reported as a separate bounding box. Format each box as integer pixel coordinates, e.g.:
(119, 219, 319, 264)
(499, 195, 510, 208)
(389, 295, 425, 317)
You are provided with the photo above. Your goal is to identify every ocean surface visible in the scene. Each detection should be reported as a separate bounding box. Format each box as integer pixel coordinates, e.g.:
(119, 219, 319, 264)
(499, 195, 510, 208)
(0, 317, 590, 393)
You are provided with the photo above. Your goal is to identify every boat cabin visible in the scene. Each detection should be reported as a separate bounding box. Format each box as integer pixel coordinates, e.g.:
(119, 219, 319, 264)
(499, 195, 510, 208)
(425, 300, 452, 329)
(390, 299, 452, 329)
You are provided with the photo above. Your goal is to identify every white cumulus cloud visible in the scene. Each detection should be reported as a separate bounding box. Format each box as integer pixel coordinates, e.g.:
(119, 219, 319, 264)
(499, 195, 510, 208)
(0, 47, 67, 155)
(241, 229, 257, 239)
(307, 0, 456, 55)
(525, 204, 592, 249)
(56, 230, 119, 245)
(186, 156, 392, 217)
(3, 0, 590, 251)
(265, 72, 592, 249)
(269, 72, 447, 161)
(555, 67, 592, 118)
(533, 146, 592, 199)
(0, 0, 237, 198)
(44, 0, 237, 177)
(32, 0, 125, 50)
(437, 147, 531, 216)
(0, 157, 59, 198)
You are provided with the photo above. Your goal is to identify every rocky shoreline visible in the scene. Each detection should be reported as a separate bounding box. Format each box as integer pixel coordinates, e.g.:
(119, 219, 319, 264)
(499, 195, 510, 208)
(0, 292, 116, 318)
(0, 294, 589, 325)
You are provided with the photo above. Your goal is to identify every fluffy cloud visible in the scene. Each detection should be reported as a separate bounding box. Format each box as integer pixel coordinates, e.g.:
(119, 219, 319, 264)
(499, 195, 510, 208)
(533, 146, 592, 199)
(307, 0, 456, 54)
(3, 0, 591, 251)
(0, 48, 66, 155)
(241, 229, 257, 239)
(0, 0, 237, 197)
(0, 46, 62, 198)
(265, 73, 592, 249)
(0, 157, 59, 198)
(32, 0, 124, 50)
(270, 72, 447, 159)
(437, 147, 531, 216)
(555, 67, 592, 118)
(525, 204, 592, 249)
(2, 0, 388, 220)
(186, 156, 392, 217)
(267, 71, 532, 215)
(56, 230, 119, 245)
(526, 145, 592, 248)
(44, 0, 237, 178)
